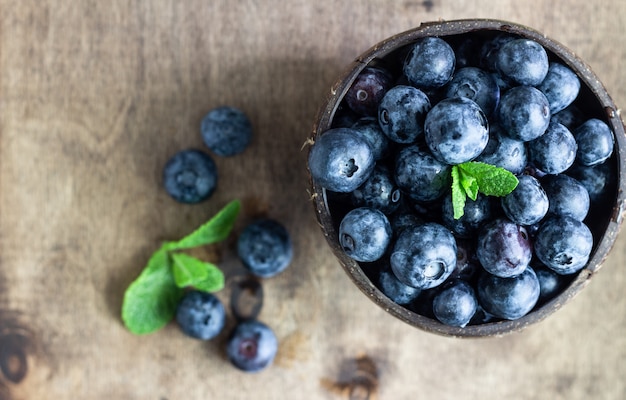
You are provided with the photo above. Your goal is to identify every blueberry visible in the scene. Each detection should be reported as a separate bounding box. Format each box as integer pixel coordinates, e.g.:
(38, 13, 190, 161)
(378, 266, 421, 305)
(477, 266, 540, 320)
(537, 63, 581, 114)
(351, 165, 402, 214)
(339, 207, 392, 262)
(432, 279, 478, 327)
(390, 222, 457, 289)
(478, 33, 516, 71)
(200, 106, 252, 157)
(498, 85, 551, 142)
(378, 85, 431, 144)
(550, 103, 585, 131)
(495, 38, 549, 86)
(424, 97, 489, 164)
(308, 127, 375, 192)
(393, 145, 451, 202)
(567, 161, 614, 204)
(403, 37, 456, 88)
(351, 117, 391, 160)
(175, 291, 225, 340)
(389, 209, 425, 237)
(226, 319, 278, 373)
(528, 121, 577, 174)
(534, 216, 593, 275)
(534, 264, 567, 305)
(573, 118, 614, 166)
(474, 123, 527, 175)
(345, 66, 393, 116)
(237, 219, 293, 278)
(501, 175, 549, 226)
(163, 149, 218, 204)
(444, 67, 500, 116)
(442, 193, 493, 238)
(476, 218, 532, 278)
(542, 174, 590, 221)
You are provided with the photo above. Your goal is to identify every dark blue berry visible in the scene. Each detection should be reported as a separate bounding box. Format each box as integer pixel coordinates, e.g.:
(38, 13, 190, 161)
(433, 279, 478, 327)
(573, 118, 614, 166)
(444, 67, 500, 116)
(308, 127, 375, 192)
(567, 161, 614, 204)
(477, 266, 540, 320)
(345, 67, 393, 116)
(542, 174, 590, 221)
(476, 218, 532, 278)
(163, 149, 217, 204)
(378, 85, 431, 143)
(176, 291, 225, 340)
(442, 193, 493, 238)
(201, 106, 252, 157)
(495, 38, 549, 86)
(534, 264, 567, 305)
(551, 103, 585, 130)
(528, 121, 577, 174)
(501, 175, 549, 226)
(498, 85, 551, 142)
(475, 123, 527, 175)
(378, 266, 421, 305)
(351, 165, 402, 214)
(226, 319, 277, 373)
(339, 207, 392, 262)
(424, 97, 489, 164)
(393, 145, 451, 202)
(390, 222, 457, 289)
(448, 239, 481, 282)
(537, 63, 581, 114)
(403, 37, 456, 88)
(237, 219, 293, 278)
(534, 216, 593, 275)
(478, 33, 516, 71)
(351, 117, 391, 160)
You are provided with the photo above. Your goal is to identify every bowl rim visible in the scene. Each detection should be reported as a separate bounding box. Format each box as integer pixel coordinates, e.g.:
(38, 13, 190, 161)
(307, 18, 626, 337)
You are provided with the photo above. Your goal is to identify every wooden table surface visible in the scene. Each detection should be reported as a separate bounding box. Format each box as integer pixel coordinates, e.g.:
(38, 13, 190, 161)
(1, 1, 625, 399)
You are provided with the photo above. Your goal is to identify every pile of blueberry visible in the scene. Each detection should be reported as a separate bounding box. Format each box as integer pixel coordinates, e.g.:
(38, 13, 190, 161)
(308, 32, 617, 328)
(163, 107, 293, 371)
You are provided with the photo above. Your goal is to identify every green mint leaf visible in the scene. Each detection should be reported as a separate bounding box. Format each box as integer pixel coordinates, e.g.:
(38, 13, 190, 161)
(451, 166, 467, 219)
(165, 200, 241, 251)
(171, 252, 225, 292)
(458, 168, 479, 201)
(458, 161, 519, 197)
(121, 246, 184, 335)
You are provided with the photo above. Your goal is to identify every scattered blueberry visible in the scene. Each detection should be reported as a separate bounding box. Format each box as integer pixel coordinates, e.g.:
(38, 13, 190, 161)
(403, 37, 456, 88)
(476, 218, 532, 278)
(176, 291, 226, 340)
(237, 219, 293, 278)
(226, 319, 278, 373)
(498, 85, 551, 142)
(495, 38, 549, 86)
(424, 97, 489, 165)
(573, 118, 614, 166)
(534, 215, 593, 275)
(390, 222, 457, 289)
(433, 279, 478, 327)
(528, 121, 577, 175)
(537, 63, 581, 114)
(476, 266, 540, 320)
(345, 66, 393, 116)
(163, 149, 218, 204)
(308, 127, 375, 192)
(200, 106, 252, 157)
(339, 207, 392, 262)
(501, 175, 549, 226)
(378, 85, 431, 143)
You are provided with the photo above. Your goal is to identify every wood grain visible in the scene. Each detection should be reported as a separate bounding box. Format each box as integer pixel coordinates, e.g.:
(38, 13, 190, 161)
(0, 1, 625, 399)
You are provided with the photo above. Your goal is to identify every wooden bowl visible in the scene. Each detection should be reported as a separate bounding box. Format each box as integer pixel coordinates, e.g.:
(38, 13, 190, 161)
(307, 19, 626, 337)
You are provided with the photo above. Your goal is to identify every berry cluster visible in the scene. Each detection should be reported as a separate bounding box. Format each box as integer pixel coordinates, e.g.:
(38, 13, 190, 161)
(308, 32, 616, 327)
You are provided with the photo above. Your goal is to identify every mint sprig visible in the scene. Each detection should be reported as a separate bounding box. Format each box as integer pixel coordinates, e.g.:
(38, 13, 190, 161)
(451, 162, 518, 219)
(121, 200, 241, 335)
